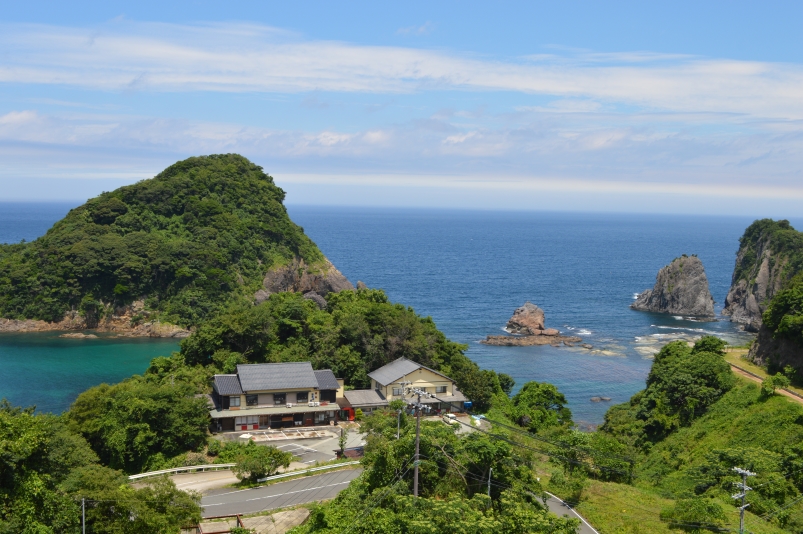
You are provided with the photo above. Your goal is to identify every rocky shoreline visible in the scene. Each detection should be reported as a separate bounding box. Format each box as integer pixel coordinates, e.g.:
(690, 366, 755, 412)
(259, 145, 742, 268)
(0, 301, 190, 338)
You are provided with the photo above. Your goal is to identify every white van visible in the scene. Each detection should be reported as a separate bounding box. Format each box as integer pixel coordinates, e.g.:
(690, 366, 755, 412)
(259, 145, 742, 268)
(442, 413, 457, 424)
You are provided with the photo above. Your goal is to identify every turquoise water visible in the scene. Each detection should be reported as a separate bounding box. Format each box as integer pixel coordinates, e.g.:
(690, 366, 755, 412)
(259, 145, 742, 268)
(4, 203, 802, 423)
(0, 333, 179, 413)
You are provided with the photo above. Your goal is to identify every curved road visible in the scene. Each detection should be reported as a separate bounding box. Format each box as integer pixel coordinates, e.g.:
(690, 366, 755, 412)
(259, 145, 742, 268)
(201, 469, 363, 517)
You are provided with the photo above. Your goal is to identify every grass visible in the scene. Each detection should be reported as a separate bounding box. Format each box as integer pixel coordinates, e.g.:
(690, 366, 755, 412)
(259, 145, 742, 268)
(574, 479, 787, 534)
(725, 348, 803, 397)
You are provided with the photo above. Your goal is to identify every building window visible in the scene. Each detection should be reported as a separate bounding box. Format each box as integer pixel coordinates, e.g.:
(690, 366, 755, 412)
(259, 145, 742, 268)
(436, 386, 447, 394)
(274, 393, 286, 405)
(230, 396, 241, 407)
(392, 387, 402, 396)
(297, 391, 309, 403)
(246, 394, 258, 406)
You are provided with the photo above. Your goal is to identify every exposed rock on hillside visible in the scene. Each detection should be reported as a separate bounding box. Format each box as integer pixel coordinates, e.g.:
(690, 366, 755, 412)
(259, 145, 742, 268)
(631, 255, 715, 318)
(254, 257, 353, 304)
(481, 302, 581, 346)
(748, 324, 803, 371)
(723, 219, 803, 331)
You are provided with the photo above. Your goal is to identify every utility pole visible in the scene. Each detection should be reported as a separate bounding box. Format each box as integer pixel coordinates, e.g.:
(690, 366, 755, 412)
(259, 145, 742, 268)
(413, 390, 421, 497)
(487, 467, 492, 497)
(396, 409, 402, 440)
(404, 385, 431, 498)
(81, 497, 85, 534)
(732, 467, 756, 534)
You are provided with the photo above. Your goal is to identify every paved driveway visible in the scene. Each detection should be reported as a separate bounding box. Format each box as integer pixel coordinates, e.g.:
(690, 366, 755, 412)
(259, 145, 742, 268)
(201, 469, 363, 517)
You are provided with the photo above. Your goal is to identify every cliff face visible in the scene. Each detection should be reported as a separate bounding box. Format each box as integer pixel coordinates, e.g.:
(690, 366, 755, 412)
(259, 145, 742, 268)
(748, 324, 803, 372)
(723, 219, 803, 330)
(631, 255, 715, 317)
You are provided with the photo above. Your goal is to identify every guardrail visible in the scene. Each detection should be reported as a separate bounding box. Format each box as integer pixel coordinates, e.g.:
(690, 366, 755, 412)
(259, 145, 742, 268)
(257, 461, 361, 483)
(129, 464, 236, 480)
(729, 363, 803, 401)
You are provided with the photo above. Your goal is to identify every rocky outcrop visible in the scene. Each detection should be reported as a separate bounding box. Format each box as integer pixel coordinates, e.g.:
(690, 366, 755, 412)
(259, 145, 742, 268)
(481, 302, 581, 346)
(723, 220, 802, 330)
(506, 302, 546, 334)
(356, 281, 367, 290)
(747, 324, 803, 372)
(631, 255, 715, 318)
(482, 334, 581, 347)
(303, 291, 327, 309)
(255, 256, 354, 304)
(0, 300, 191, 338)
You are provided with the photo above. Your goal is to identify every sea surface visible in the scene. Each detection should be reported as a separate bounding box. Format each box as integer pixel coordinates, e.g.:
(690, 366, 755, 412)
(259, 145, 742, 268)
(2, 203, 799, 424)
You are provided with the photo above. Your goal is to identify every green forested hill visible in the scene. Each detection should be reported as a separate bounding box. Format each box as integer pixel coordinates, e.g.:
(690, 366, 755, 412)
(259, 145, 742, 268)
(0, 154, 324, 327)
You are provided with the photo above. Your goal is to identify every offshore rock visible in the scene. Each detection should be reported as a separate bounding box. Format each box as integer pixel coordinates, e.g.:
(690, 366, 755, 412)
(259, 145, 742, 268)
(356, 281, 368, 290)
(482, 302, 580, 346)
(258, 256, 354, 302)
(631, 255, 715, 318)
(506, 302, 546, 334)
(482, 334, 582, 347)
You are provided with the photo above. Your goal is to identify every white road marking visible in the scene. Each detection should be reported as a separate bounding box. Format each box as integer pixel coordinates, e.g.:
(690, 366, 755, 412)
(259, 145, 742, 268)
(204, 480, 352, 507)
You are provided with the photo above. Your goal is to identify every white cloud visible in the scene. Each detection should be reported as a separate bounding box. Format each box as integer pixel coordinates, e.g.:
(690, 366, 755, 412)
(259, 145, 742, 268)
(396, 21, 435, 36)
(1, 21, 803, 118)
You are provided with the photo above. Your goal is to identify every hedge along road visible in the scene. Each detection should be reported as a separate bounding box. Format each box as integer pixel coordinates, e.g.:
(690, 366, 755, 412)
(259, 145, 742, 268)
(201, 469, 363, 517)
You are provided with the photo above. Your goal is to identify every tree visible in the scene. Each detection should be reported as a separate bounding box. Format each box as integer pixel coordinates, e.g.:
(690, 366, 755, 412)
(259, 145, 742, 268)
(498, 373, 515, 396)
(231, 443, 293, 482)
(67, 377, 210, 473)
(762, 373, 791, 397)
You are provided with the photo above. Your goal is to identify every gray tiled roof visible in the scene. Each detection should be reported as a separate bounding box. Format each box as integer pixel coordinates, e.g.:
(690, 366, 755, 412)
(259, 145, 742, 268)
(367, 358, 421, 386)
(236, 362, 319, 392)
(368, 357, 451, 386)
(343, 389, 388, 407)
(314, 370, 340, 390)
(213, 375, 243, 395)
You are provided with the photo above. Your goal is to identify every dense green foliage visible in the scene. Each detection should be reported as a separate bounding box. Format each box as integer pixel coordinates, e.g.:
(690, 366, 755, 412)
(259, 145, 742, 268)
(0, 401, 201, 533)
(292, 407, 579, 533)
(602, 337, 734, 450)
(0, 154, 323, 326)
(764, 275, 803, 347)
(66, 376, 211, 473)
(600, 336, 803, 530)
(180, 288, 506, 410)
(733, 219, 803, 288)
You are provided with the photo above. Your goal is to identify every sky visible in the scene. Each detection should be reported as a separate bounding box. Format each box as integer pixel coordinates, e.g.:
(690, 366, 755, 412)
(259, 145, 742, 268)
(1, 1, 802, 216)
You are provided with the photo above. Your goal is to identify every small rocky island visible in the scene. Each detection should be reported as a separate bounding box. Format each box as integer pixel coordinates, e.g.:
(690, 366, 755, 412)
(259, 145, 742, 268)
(481, 302, 582, 346)
(631, 255, 715, 318)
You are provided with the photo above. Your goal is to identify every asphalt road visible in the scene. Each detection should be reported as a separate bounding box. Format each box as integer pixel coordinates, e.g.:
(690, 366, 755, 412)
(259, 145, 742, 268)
(201, 468, 363, 517)
(544, 492, 600, 534)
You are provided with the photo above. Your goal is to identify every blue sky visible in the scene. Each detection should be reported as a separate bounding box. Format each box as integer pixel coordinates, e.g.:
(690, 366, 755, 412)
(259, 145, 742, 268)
(1, 1, 802, 215)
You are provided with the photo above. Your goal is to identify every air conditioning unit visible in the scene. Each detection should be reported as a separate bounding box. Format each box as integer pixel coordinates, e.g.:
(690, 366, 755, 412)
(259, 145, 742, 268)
(314, 401, 320, 407)
(308, 401, 316, 407)
(286, 403, 293, 408)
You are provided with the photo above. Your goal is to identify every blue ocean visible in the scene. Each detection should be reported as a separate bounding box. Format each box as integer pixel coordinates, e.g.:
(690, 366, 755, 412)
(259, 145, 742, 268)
(2, 202, 797, 424)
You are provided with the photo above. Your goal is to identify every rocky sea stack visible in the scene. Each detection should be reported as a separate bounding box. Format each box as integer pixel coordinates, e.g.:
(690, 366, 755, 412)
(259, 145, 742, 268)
(482, 302, 581, 346)
(631, 255, 715, 318)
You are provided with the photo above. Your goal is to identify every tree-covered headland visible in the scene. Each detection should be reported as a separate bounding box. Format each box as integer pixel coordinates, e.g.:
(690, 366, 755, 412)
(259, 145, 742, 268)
(0, 154, 323, 327)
